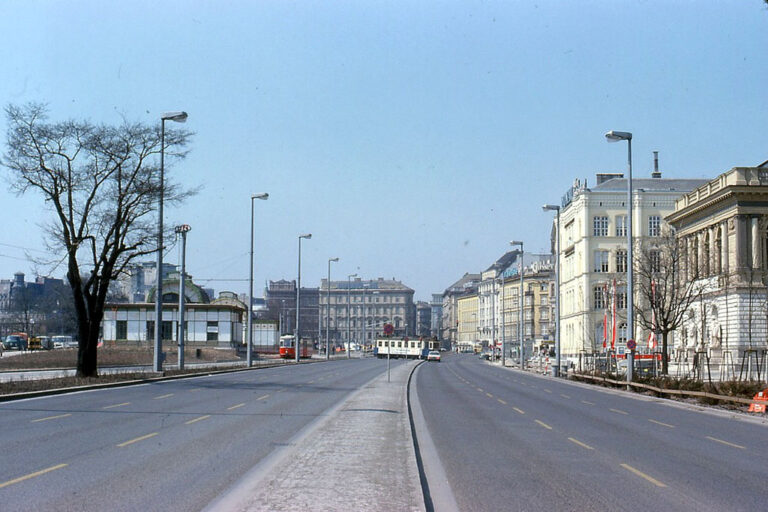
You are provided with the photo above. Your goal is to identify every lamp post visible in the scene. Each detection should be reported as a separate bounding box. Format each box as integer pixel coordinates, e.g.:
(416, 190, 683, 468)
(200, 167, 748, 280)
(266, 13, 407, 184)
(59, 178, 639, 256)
(154, 110, 188, 373)
(347, 273, 357, 358)
(326, 257, 339, 360)
(175, 224, 191, 370)
(500, 275, 506, 367)
(295, 234, 312, 363)
(248, 193, 269, 367)
(605, 130, 634, 384)
(362, 283, 369, 354)
(543, 204, 561, 377)
(510, 241, 524, 369)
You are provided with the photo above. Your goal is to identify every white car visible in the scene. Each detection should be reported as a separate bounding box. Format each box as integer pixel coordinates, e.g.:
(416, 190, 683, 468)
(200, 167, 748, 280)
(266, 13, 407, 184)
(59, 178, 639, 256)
(426, 350, 441, 362)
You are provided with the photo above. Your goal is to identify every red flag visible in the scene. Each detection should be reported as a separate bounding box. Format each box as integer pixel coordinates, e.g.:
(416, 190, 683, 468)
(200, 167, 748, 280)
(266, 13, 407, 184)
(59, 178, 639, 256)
(602, 283, 608, 349)
(611, 279, 616, 350)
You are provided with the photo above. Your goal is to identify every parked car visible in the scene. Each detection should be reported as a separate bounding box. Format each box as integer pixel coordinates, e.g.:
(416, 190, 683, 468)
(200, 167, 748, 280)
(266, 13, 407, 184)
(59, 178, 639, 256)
(426, 350, 441, 362)
(3, 335, 27, 351)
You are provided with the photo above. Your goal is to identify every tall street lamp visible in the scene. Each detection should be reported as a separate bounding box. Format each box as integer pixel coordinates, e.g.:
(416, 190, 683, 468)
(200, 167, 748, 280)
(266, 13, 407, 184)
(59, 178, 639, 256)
(175, 224, 191, 370)
(543, 204, 561, 377)
(605, 130, 634, 384)
(347, 273, 357, 359)
(154, 110, 188, 373)
(295, 234, 312, 363)
(326, 257, 339, 360)
(510, 241, 524, 369)
(248, 193, 269, 367)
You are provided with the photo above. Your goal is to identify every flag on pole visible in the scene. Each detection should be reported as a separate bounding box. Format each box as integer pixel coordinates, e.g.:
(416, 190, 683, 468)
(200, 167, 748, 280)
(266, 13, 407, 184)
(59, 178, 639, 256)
(648, 279, 658, 350)
(602, 283, 608, 349)
(611, 279, 616, 350)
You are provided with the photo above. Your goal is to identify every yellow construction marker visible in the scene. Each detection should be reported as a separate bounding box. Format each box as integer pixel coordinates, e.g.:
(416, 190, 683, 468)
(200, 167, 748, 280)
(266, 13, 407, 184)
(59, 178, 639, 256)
(31, 413, 72, 423)
(535, 419, 553, 430)
(102, 402, 130, 409)
(705, 436, 745, 450)
(0, 464, 68, 489)
(620, 463, 667, 487)
(568, 437, 594, 450)
(185, 415, 211, 425)
(117, 432, 159, 447)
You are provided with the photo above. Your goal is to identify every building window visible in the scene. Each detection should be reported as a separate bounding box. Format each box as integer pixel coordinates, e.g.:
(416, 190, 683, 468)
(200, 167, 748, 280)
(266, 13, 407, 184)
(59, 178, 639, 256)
(650, 250, 661, 273)
(207, 321, 219, 342)
(615, 215, 627, 237)
(618, 322, 628, 344)
(649, 215, 661, 237)
(116, 320, 127, 340)
(593, 286, 606, 309)
(616, 250, 627, 273)
(594, 250, 609, 272)
(617, 286, 627, 309)
(593, 216, 609, 237)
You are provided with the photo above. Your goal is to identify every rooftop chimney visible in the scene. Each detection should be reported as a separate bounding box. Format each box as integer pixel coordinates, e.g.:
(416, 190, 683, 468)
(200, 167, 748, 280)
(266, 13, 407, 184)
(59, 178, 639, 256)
(651, 151, 661, 178)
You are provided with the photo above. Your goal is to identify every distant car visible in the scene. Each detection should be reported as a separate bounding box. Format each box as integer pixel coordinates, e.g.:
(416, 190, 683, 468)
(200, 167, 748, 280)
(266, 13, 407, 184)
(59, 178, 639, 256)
(426, 350, 441, 362)
(3, 335, 26, 351)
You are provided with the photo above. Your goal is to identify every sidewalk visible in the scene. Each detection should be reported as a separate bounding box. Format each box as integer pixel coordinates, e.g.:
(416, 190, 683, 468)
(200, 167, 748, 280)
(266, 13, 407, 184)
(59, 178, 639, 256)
(206, 359, 425, 512)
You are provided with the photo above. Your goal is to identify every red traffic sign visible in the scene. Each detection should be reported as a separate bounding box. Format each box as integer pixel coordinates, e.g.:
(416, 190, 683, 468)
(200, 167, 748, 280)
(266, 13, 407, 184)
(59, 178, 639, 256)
(383, 323, 394, 336)
(626, 339, 636, 350)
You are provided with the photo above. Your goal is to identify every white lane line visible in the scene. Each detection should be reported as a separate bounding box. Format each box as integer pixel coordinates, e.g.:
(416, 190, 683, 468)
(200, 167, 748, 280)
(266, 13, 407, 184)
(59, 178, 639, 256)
(648, 419, 675, 428)
(705, 436, 745, 450)
(568, 437, 594, 450)
(620, 463, 667, 487)
(31, 413, 72, 423)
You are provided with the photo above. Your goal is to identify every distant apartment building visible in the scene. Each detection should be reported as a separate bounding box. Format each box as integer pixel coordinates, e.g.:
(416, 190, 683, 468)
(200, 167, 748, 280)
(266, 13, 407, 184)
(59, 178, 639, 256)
(456, 293, 478, 352)
(318, 277, 415, 347)
(264, 280, 319, 342)
(666, 162, 768, 361)
(0, 272, 69, 336)
(430, 293, 443, 339)
(116, 261, 179, 303)
(442, 273, 481, 345)
(416, 301, 431, 337)
(556, 163, 707, 360)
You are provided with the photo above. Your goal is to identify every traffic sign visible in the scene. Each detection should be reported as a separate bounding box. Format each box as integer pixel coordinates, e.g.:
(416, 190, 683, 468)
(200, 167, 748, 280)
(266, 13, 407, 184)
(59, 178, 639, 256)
(626, 339, 636, 350)
(383, 323, 394, 336)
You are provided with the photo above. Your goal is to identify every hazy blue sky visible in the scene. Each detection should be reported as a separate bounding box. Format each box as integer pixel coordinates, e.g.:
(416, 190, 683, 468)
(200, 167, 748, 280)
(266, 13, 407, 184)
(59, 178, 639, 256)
(1, 1, 766, 301)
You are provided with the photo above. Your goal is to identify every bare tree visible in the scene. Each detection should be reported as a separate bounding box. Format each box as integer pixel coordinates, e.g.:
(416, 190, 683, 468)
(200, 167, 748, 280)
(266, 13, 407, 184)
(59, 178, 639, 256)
(3, 104, 193, 376)
(635, 230, 704, 374)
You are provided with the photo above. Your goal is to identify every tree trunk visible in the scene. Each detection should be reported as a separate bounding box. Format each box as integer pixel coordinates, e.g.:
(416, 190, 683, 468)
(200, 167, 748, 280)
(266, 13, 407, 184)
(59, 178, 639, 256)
(661, 331, 669, 375)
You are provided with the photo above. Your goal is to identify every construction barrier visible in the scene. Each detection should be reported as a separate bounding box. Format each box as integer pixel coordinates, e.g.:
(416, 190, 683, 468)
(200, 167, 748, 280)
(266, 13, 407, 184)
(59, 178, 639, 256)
(748, 389, 768, 413)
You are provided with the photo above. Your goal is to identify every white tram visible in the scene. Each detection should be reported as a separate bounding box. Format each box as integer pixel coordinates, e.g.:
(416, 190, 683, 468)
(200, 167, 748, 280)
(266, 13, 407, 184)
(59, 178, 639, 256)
(373, 337, 441, 359)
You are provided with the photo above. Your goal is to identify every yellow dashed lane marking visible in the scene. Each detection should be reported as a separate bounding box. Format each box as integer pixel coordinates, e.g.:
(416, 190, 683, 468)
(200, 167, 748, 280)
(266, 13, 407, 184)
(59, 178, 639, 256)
(648, 419, 675, 428)
(568, 437, 594, 450)
(497, 399, 507, 405)
(581, 400, 595, 405)
(227, 403, 246, 410)
(154, 393, 174, 400)
(486, 393, 493, 398)
(185, 415, 211, 425)
(31, 413, 72, 423)
(620, 463, 667, 487)
(706, 436, 745, 449)
(610, 408, 629, 415)
(0, 464, 68, 489)
(256, 394, 270, 401)
(560, 394, 571, 399)
(544, 389, 552, 394)
(513, 407, 525, 415)
(535, 420, 553, 430)
(117, 432, 159, 447)
(103, 402, 130, 409)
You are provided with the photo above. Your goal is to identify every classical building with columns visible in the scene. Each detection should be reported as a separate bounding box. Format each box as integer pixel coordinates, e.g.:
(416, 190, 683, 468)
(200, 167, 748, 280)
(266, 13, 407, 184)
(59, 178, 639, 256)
(557, 165, 707, 361)
(666, 162, 768, 364)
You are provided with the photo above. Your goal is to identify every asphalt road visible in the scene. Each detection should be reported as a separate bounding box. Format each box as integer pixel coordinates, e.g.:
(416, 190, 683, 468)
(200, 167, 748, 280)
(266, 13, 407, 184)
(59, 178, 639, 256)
(0, 358, 385, 511)
(414, 353, 768, 512)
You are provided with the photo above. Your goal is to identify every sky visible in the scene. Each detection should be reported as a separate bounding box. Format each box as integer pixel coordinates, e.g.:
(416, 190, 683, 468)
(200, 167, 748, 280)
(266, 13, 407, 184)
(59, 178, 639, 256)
(0, 0, 766, 302)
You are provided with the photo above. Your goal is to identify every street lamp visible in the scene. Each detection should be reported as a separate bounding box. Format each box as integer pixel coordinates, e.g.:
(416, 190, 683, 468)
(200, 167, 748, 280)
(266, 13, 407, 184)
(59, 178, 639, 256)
(605, 130, 634, 384)
(347, 273, 357, 358)
(154, 110, 188, 373)
(326, 257, 339, 360)
(248, 193, 269, 368)
(510, 240, 524, 369)
(175, 223, 191, 370)
(295, 234, 312, 363)
(543, 204, 561, 377)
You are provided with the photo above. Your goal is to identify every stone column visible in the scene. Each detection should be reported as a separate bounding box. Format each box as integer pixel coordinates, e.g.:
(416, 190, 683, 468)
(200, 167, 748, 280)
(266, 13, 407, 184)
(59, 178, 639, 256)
(752, 216, 761, 271)
(734, 215, 745, 271)
(697, 232, 705, 277)
(720, 221, 729, 275)
(709, 225, 717, 276)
